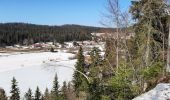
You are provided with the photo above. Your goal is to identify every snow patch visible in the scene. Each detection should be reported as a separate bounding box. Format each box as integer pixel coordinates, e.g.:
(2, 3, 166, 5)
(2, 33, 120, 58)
(133, 83, 170, 100)
(0, 52, 76, 96)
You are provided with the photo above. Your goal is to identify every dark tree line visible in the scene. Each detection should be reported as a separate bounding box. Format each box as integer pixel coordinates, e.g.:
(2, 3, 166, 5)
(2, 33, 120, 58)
(0, 74, 76, 100)
(0, 23, 108, 47)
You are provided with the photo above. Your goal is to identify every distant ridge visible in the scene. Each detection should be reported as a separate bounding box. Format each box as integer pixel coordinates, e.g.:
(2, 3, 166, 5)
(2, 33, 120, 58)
(0, 22, 112, 46)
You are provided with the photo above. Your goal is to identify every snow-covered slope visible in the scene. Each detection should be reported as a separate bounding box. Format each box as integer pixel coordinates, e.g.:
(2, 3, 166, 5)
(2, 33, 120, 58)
(133, 83, 170, 100)
(0, 51, 76, 96)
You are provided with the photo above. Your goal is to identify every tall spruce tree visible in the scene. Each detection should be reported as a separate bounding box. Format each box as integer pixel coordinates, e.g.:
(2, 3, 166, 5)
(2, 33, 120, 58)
(130, 0, 168, 67)
(10, 77, 20, 100)
(25, 88, 33, 100)
(51, 73, 59, 99)
(129, 0, 168, 93)
(34, 87, 41, 100)
(61, 81, 67, 100)
(43, 88, 50, 100)
(52, 74, 59, 94)
(73, 46, 87, 96)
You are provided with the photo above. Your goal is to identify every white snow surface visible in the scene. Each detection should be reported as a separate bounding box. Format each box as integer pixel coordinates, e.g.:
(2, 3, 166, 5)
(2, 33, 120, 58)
(133, 83, 170, 100)
(0, 51, 76, 97)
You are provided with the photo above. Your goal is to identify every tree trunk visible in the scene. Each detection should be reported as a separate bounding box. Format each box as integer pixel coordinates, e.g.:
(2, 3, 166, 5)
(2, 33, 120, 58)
(167, 25, 170, 72)
(116, 28, 119, 71)
(145, 20, 151, 67)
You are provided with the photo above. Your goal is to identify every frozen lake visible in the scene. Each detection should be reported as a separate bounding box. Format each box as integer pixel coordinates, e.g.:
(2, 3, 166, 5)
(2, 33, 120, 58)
(0, 51, 76, 97)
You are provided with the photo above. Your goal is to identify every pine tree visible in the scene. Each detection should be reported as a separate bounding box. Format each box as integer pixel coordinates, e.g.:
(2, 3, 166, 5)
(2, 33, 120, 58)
(10, 77, 20, 100)
(130, 0, 168, 67)
(129, 0, 168, 94)
(61, 81, 67, 100)
(34, 87, 41, 100)
(51, 73, 60, 99)
(73, 46, 87, 96)
(90, 47, 101, 67)
(50, 73, 63, 100)
(25, 88, 33, 100)
(88, 78, 102, 100)
(0, 88, 7, 100)
(43, 88, 50, 100)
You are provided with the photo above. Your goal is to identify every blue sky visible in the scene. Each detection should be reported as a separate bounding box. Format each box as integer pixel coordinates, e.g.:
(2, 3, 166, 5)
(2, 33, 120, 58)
(0, 0, 131, 27)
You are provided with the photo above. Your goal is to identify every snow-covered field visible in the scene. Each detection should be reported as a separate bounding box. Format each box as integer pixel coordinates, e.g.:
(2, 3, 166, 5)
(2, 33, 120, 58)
(133, 83, 170, 100)
(0, 51, 76, 97)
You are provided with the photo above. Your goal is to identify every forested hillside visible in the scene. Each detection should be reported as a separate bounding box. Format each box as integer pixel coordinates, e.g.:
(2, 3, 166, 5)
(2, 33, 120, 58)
(0, 23, 107, 46)
(1, 0, 170, 100)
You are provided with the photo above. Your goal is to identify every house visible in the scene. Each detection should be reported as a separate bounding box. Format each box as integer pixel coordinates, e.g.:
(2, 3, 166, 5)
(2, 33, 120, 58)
(33, 43, 43, 48)
(91, 32, 135, 41)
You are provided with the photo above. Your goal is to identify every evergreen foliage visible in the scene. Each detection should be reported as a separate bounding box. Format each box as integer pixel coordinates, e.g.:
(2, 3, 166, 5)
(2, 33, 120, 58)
(127, 0, 169, 95)
(73, 46, 88, 97)
(0, 23, 111, 46)
(51, 74, 59, 96)
(51, 74, 60, 100)
(61, 81, 67, 100)
(1, 1, 170, 100)
(10, 77, 20, 100)
(130, 0, 168, 66)
(25, 88, 33, 100)
(43, 88, 50, 100)
(34, 87, 42, 100)
(90, 47, 102, 67)
(88, 78, 102, 100)
(109, 65, 136, 100)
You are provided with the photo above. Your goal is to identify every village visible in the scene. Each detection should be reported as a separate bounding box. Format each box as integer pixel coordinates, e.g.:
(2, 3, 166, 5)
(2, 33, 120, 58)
(0, 32, 134, 52)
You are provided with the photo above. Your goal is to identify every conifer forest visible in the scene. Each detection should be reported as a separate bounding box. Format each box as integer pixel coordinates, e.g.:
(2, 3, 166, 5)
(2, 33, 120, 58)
(0, 0, 170, 100)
